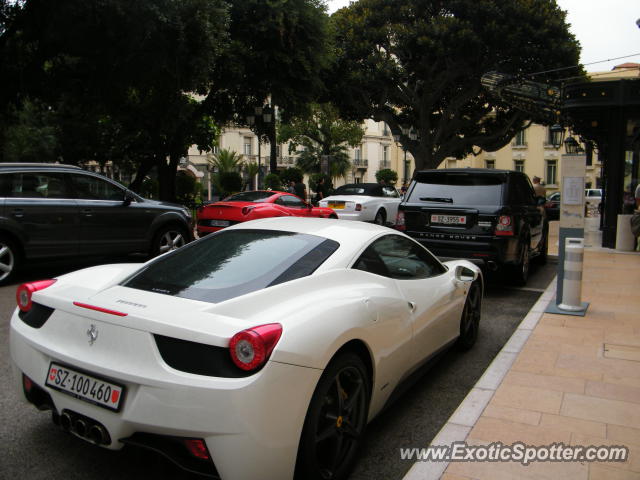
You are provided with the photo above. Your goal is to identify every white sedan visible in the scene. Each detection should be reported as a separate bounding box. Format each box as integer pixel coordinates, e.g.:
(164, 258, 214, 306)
(10, 217, 482, 480)
(319, 183, 401, 225)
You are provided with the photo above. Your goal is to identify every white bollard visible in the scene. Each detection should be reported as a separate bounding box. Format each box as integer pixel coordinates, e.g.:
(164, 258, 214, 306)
(558, 238, 584, 312)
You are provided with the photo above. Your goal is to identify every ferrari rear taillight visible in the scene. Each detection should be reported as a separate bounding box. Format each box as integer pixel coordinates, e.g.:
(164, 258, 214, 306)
(495, 215, 514, 236)
(229, 323, 282, 371)
(16, 279, 57, 312)
(241, 206, 256, 215)
(395, 210, 406, 231)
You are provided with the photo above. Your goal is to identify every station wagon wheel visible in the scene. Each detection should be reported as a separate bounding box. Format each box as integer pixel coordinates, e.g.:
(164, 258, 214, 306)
(0, 235, 19, 285)
(151, 226, 188, 257)
(296, 353, 370, 480)
(373, 209, 386, 225)
(457, 280, 482, 350)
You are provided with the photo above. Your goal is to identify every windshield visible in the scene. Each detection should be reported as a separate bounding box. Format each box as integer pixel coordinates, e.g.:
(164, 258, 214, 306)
(223, 191, 275, 202)
(123, 230, 339, 303)
(409, 172, 505, 205)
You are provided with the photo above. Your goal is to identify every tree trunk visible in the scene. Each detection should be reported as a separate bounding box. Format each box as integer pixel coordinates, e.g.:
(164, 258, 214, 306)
(129, 157, 155, 193)
(269, 121, 277, 174)
(157, 153, 180, 202)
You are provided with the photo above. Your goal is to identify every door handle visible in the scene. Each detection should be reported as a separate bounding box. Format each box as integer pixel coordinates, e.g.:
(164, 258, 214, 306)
(408, 301, 416, 312)
(12, 208, 24, 218)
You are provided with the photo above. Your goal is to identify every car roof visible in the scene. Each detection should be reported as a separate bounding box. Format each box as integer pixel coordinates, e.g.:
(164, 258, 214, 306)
(225, 217, 388, 245)
(415, 168, 517, 175)
(0, 163, 82, 170)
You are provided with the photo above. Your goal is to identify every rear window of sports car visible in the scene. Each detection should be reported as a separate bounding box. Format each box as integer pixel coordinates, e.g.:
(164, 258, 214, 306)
(123, 230, 339, 303)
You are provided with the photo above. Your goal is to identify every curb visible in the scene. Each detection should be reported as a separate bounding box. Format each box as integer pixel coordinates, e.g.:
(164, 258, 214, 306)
(401, 275, 558, 480)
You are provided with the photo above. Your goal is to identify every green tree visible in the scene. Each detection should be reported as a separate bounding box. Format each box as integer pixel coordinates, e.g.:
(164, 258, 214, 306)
(206, 0, 331, 173)
(279, 167, 304, 184)
(1, 0, 229, 200)
(208, 148, 243, 174)
(376, 169, 398, 185)
(279, 103, 364, 181)
(264, 173, 282, 191)
(2, 99, 58, 162)
(218, 171, 243, 198)
(244, 162, 260, 190)
(329, 0, 583, 171)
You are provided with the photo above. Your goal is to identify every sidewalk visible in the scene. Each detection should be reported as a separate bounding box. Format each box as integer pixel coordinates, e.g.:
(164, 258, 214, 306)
(404, 219, 640, 480)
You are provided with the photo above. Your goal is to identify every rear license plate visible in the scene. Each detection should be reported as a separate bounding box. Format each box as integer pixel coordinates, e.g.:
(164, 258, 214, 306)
(45, 362, 124, 411)
(431, 214, 467, 225)
(209, 220, 229, 227)
(328, 202, 345, 209)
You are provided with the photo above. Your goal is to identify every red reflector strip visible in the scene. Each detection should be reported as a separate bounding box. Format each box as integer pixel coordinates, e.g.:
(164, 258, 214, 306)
(183, 439, 211, 460)
(73, 302, 128, 317)
(495, 230, 514, 236)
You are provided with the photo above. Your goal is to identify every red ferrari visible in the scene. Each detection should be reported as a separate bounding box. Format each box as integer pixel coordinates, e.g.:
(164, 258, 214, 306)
(196, 190, 338, 236)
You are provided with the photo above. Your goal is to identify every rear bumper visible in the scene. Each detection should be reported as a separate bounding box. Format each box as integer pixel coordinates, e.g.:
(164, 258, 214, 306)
(10, 312, 321, 480)
(407, 231, 520, 265)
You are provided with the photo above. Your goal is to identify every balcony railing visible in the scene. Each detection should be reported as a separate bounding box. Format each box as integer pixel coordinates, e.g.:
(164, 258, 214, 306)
(379, 160, 391, 169)
(353, 158, 368, 168)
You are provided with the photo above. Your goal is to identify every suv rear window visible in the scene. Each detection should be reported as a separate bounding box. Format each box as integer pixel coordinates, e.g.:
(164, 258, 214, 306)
(408, 172, 505, 205)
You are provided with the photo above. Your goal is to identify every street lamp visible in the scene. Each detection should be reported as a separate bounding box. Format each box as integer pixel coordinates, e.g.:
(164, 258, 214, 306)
(549, 123, 565, 148)
(564, 136, 584, 154)
(246, 105, 272, 189)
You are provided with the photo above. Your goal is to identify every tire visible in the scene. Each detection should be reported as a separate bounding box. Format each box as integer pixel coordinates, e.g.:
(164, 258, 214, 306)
(150, 225, 188, 257)
(535, 228, 548, 265)
(373, 209, 386, 226)
(0, 234, 19, 285)
(295, 352, 371, 480)
(457, 280, 482, 351)
(511, 240, 530, 286)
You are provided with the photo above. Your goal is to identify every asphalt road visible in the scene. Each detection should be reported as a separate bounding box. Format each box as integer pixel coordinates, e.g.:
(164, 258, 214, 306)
(0, 256, 557, 480)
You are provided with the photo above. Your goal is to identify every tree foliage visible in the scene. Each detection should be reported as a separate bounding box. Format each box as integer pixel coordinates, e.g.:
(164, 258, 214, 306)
(279, 103, 364, 181)
(375, 168, 398, 185)
(329, 0, 583, 171)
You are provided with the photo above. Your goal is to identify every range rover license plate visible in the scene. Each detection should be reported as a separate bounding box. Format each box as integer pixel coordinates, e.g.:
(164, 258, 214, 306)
(431, 214, 466, 225)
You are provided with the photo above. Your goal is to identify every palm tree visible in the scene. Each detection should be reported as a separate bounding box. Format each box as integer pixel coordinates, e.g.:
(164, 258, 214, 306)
(244, 162, 260, 190)
(208, 148, 243, 173)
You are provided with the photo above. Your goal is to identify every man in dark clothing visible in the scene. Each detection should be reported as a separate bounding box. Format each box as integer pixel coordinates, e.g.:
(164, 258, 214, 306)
(294, 181, 307, 201)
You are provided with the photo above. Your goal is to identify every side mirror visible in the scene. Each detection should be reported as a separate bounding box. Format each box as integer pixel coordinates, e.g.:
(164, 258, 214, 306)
(455, 265, 477, 282)
(123, 190, 135, 206)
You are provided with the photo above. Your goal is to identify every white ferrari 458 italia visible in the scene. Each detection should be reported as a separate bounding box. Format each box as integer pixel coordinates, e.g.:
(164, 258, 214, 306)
(10, 217, 482, 480)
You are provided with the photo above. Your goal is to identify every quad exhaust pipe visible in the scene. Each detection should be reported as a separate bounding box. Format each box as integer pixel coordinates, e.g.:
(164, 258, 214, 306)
(56, 409, 111, 445)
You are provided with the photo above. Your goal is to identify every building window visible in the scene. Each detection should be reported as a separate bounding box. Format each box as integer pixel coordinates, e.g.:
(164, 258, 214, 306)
(382, 123, 391, 136)
(243, 137, 252, 156)
(546, 159, 557, 185)
(382, 146, 389, 162)
(354, 147, 362, 160)
(486, 160, 495, 169)
(514, 159, 525, 172)
(513, 130, 526, 147)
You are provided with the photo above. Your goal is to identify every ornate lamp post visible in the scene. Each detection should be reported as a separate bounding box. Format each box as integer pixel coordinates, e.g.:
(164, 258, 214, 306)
(246, 105, 272, 189)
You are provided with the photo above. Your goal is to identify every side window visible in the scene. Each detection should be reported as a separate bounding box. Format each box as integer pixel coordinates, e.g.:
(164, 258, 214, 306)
(71, 174, 125, 201)
(277, 195, 305, 208)
(3, 172, 70, 199)
(354, 235, 446, 279)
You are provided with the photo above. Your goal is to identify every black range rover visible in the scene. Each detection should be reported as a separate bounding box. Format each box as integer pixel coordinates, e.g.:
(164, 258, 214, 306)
(396, 168, 548, 285)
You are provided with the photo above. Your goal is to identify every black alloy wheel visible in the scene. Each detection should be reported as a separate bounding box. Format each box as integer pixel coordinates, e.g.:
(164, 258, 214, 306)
(296, 353, 370, 480)
(457, 280, 482, 350)
(512, 240, 530, 286)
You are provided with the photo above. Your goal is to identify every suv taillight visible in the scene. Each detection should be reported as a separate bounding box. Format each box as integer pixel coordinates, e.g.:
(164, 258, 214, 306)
(495, 215, 514, 236)
(16, 279, 57, 312)
(395, 210, 406, 231)
(229, 323, 282, 371)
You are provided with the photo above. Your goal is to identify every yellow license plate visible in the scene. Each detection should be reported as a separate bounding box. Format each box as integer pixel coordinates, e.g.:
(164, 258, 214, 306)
(328, 202, 345, 209)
